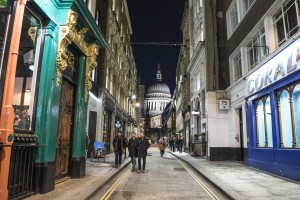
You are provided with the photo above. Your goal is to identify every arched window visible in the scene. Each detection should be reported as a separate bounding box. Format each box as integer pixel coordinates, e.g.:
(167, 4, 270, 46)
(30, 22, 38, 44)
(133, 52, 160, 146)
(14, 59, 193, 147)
(255, 96, 273, 147)
(293, 84, 300, 147)
(279, 89, 293, 148)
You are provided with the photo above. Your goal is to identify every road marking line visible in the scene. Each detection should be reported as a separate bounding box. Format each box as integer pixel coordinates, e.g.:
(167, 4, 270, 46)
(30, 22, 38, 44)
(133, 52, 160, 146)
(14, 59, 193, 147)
(99, 168, 130, 200)
(175, 158, 219, 200)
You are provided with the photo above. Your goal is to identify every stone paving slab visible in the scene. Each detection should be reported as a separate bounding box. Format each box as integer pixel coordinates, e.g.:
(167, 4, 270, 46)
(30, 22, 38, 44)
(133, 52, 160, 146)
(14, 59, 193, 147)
(26, 153, 131, 200)
(170, 151, 300, 200)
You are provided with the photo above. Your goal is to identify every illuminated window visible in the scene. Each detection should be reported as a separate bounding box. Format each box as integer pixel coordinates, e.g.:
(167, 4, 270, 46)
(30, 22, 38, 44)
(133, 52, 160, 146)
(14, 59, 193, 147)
(278, 83, 300, 148)
(293, 85, 300, 147)
(13, 7, 44, 131)
(112, 0, 115, 11)
(255, 96, 273, 148)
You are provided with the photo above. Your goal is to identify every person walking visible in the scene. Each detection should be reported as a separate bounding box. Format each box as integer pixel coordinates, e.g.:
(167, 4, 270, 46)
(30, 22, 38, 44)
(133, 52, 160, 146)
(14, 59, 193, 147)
(158, 137, 166, 157)
(123, 137, 128, 160)
(112, 131, 125, 168)
(128, 132, 138, 172)
(85, 132, 90, 158)
(178, 136, 184, 153)
(137, 132, 150, 173)
(169, 137, 173, 151)
(173, 137, 177, 152)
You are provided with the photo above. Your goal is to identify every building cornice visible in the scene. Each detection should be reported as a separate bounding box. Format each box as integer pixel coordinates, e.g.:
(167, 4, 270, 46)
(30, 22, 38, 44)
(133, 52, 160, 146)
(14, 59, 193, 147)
(187, 41, 204, 73)
(123, 0, 133, 34)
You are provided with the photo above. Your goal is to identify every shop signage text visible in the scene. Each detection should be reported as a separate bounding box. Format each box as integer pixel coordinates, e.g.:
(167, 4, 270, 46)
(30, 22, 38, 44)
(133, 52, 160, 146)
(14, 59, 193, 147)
(247, 38, 300, 96)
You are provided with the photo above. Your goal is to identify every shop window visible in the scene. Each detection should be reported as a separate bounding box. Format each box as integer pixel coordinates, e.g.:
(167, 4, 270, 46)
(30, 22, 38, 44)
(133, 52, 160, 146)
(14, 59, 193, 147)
(13, 7, 43, 131)
(255, 96, 273, 147)
(279, 90, 293, 147)
(273, 0, 300, 46)
(293, 85, 300, 147)
(278, 83, 300, 148)
(247, 26, 268, 69)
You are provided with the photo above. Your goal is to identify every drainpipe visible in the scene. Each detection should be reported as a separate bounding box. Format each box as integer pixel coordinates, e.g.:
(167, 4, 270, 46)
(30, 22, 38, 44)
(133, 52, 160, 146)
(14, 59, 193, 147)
(0, 0, 27, 199)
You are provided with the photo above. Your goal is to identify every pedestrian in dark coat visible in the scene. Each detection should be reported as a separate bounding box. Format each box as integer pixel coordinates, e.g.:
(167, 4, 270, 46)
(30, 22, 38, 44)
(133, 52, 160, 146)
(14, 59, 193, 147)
(112, 131, 126, 168)
(178, 136, 184, 153)
(169, 137, 173, 150)
(128, 132, 138, 172)
(137, 132, 150, 173)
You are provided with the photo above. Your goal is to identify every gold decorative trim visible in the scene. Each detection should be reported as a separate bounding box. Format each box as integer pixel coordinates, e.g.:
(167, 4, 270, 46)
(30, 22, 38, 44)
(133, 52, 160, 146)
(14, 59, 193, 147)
(56, 10, 99, 102)
(28, 27, 37, 43)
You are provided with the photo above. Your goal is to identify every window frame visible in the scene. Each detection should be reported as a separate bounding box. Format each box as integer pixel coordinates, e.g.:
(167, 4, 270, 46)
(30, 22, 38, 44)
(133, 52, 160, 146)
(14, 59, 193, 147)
(277, 82, 300, 148)
(13, 5, 45, 132)
(273, 0, 300, 47)
(255, 96, 273, 148)
(233, 52, 242, 80)
(247, 26, 268, 69)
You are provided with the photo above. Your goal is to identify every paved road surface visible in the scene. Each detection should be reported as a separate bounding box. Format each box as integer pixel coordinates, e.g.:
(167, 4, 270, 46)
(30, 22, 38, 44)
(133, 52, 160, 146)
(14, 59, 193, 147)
(91, 147, 228, 200)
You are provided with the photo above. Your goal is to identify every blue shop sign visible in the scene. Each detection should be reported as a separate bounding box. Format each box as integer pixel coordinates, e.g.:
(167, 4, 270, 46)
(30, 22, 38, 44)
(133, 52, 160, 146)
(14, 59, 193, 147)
(94, 142, 105, 149)
(246, 37, 300, 96)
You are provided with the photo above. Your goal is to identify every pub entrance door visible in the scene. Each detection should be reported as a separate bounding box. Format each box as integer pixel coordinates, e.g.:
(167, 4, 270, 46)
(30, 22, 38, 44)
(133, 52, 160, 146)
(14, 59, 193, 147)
(55, 78, 76, 180)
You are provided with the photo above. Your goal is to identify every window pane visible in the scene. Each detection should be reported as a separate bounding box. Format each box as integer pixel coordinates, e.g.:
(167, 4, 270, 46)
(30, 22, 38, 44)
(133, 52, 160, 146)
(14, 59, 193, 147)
(234, 53, 242, 80)
(293, 85, 300, 147)
(280, 90, 293, 147)
(265, 97, 273, 147)
(244, 0, 255, 12)
(0, 14, 8, 72)
(284, 1, 298, 37)
(13, 8, 42, 131)
(257, 100, 266, 147)
(276, 17, 285, 44)
(231, 3, 238, 30)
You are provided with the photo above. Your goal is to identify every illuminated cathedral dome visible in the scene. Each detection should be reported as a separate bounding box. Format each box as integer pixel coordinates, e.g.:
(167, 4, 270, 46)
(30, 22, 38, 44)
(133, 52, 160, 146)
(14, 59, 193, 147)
(146, 82, 171, 98)
(144, 64, 172, 117)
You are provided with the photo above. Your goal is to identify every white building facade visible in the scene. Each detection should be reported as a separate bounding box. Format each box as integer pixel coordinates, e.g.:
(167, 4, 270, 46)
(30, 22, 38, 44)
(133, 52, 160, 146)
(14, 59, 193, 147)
(144, 64, 172, 117)
(225, 0, 300, 180)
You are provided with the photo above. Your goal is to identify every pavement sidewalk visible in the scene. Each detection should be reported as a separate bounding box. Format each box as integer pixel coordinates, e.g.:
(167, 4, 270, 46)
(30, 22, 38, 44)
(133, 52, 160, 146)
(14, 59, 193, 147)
(26, 153, 131, 200)
(170, 151, 300, 200)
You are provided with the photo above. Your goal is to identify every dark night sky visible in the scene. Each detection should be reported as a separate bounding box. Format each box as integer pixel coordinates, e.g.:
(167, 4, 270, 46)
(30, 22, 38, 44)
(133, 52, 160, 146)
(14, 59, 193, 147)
(126, 0, 186, 95)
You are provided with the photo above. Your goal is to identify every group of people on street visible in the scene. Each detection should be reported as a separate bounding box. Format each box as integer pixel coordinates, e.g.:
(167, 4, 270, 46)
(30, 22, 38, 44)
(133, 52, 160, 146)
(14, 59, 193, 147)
(113, 131, 150, 173)
(113, 131, 184, 172)
(169, 136, 184, 153)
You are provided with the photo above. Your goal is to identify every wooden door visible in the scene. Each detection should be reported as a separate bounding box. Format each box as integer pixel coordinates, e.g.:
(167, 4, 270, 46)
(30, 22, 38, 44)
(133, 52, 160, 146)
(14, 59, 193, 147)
(56, 79, 75, 179)
(87, 111, 97, 158)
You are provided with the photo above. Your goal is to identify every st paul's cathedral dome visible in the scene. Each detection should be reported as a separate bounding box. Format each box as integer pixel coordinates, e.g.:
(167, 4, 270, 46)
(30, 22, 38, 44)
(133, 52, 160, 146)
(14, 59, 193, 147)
(144, 64, 172, 117)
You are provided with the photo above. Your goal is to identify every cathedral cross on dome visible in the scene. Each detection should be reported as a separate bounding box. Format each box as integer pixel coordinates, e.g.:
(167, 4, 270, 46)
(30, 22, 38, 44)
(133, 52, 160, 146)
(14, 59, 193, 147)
(156, 64, 162, 82)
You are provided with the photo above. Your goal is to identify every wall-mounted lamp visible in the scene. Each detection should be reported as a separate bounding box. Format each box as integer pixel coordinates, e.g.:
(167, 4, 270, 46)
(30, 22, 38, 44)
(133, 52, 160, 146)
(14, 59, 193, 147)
(191, 111, 200, 115)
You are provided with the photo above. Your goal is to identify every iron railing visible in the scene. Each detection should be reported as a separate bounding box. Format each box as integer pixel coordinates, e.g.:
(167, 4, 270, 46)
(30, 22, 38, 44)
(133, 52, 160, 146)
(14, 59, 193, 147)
(8, 132, 39, 200)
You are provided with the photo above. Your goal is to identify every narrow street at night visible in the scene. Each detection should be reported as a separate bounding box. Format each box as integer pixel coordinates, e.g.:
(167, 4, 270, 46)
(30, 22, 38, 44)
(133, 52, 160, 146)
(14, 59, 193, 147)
(90, 148, 227, 200)
(1, 0, 300, 199)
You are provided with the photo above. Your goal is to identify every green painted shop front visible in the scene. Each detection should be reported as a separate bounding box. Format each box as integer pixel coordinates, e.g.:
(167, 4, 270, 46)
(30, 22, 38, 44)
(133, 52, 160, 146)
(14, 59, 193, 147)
(25, 0, 106, 194)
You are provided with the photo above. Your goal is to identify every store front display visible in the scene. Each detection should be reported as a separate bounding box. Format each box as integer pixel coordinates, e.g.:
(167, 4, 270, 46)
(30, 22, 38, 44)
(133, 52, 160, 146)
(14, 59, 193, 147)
(246, 36, 300, 181)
